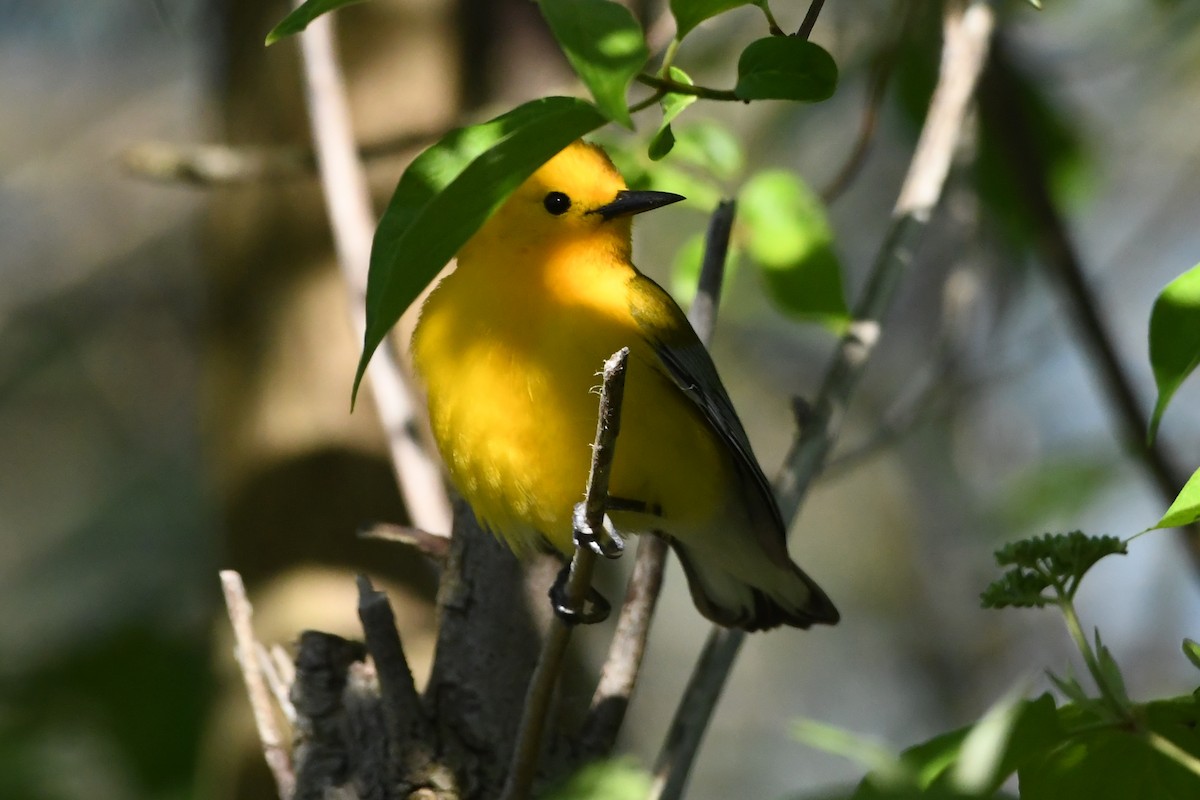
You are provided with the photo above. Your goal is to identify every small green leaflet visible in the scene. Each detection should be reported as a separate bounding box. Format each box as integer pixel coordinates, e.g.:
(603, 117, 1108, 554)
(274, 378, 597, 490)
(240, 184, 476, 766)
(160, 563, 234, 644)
(1152, 466, 1200, 531)
(648, 67, 697, 160)
(1147, 262, 1200, 443)
(353, 97, 607, 404)
(265, 0, 370, 45)
(538, 0, 648, 129)
(734, 37, 838, 102)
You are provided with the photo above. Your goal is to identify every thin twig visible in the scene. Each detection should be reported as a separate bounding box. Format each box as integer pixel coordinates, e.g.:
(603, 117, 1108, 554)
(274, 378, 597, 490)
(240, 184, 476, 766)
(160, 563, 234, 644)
(979, 36, 1200, 570)
(292, 1, 453, 536)
(501, 348, 631, 800)
(797, 0, 826, 40)
(258, 642, 298, 726)
(820, 0, 917, 204)
(220, 570, 295, 800)
(578, 200, 737, 758)
(635, 74, 740, 102)
(358, 522, 452, 562)
(650, 5, 998, 799)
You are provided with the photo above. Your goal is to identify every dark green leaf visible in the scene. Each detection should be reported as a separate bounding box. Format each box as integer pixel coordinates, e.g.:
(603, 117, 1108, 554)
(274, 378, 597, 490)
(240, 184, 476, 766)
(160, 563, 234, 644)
(1148, 263, 1200, 443)
(265, 0, 370, 45)
(1020, 698, 1200, 799)
(1152, 466, 1200, 531)
(739, 170, 848, 329)
(734, 37, 838, 102)
(649, 67, 696, 160)
(853, 695, 1064, 798)
(1184, 639, 1200, 671)
(670, 0, 757, 38)
(538, 0, 647, 128)
(1093, 630, 1130, 708)
(354, 97, 607, 402)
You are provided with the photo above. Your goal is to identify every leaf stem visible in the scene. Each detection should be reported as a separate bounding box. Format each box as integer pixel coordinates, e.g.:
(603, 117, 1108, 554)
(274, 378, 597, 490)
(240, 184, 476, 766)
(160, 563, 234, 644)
(1147, 730, 1200, 779)
(1057, 595, 1128, 720)
(635, 74, 740, 102)
(757, 1, 785, 36)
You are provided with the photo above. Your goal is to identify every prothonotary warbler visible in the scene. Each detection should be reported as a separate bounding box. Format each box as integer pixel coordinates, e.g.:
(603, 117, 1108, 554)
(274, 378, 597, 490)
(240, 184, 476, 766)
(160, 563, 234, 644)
(411, 140, 838, 631)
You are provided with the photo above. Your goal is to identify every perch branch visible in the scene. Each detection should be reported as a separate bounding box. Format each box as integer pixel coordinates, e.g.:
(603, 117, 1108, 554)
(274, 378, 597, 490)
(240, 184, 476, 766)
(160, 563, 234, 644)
(578, 200, 737, 758)
(292, 1, 453, 535)
(501, 348, 631, 800)
(650, 4, 998, 799)
(220, 570, 295, 800)
(358, 522, 451, 562)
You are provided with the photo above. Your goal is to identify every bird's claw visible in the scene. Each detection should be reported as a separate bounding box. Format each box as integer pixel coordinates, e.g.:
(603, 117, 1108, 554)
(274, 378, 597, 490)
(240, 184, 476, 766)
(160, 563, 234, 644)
(572, 502, 624, 559)
(549, 565, 611, 625)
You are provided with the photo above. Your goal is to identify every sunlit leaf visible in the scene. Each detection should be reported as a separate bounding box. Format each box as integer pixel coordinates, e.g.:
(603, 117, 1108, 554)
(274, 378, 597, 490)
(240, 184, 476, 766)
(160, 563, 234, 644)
(1184, 639, 1200, 671)
(538, 0, 647, 128)
(1148, 263, 1200, 443)
(739, 170, 848, 328)
(734, 37, 838, 102)
(541, 759, 652, 800)
(265, 0, 370, 45)
(1152, 466, 1200, 530)
(354, 97, 607, 402)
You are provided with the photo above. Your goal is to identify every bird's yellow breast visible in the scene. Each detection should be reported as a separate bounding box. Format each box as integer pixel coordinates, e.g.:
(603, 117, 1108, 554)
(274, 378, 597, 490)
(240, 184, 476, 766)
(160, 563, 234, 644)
(412, 243, 728, 555)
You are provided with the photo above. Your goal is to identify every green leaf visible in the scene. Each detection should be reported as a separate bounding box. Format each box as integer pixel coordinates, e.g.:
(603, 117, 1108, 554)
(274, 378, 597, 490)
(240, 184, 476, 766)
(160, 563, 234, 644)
(649, 67, 697, 160)
(739, 170, 848, 329)
(670, 120, 744, 181)
(982, 532, 1126, 608)
(734, 37, 838, 102)
(1148, 263, 1200, 443)
(541, 759, 653, 800)
(951, 683, 1029, 794)
(793, 719, 909, 786)
(1152, 466, 1200, 530)
(1093, 629, 1131, 708)
(670, 0, 757, 39)
(538, 0, 648, 129)
(1184, 639, 1200, 671)
(853, 695, 1064, 798)
(265, 0, 370, 45)
(353, 97, 607, 402)
(1020, 698, 1200, 799)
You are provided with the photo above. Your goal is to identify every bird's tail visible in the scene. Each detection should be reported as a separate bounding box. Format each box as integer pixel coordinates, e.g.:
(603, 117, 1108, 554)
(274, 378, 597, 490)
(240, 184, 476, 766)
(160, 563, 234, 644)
(669, 540, 839, 632)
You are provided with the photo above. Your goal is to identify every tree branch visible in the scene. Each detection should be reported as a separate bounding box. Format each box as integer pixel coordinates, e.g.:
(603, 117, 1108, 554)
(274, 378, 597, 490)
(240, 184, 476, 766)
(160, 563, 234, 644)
(501, 348, 631, 800)
(220, 570, 296, 800)
(650, 4, 998, 798)
(292, 1, 453, 536)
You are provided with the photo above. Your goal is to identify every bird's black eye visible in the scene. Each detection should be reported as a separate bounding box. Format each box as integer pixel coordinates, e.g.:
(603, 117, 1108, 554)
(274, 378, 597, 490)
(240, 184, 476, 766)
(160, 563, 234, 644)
(543, 191, 572, 216)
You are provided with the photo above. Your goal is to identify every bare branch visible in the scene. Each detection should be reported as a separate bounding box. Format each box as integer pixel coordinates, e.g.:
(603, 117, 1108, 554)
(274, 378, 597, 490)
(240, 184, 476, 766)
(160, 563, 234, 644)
(502, 348, 631, 800)
(356, 575, 431, 756)
(359, 522, 451, 562)
(650, 4, 998, 798)
(292, 1, 453, 536)
(258, 642, 298, 726)
(821, 0, 917, 204)
(797, 0, 826, 40)
(220, 570, 296, 800)
(579, 200, 737, 758)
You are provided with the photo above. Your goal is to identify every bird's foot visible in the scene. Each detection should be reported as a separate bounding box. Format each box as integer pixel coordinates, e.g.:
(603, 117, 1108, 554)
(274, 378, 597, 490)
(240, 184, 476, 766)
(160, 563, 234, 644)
(572, 501, 624, 559)
(549, 565, 611, 625)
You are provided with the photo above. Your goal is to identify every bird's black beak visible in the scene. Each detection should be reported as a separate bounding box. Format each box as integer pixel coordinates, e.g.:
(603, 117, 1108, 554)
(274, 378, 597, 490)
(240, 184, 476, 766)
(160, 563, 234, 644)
(593, 190, 685, 221)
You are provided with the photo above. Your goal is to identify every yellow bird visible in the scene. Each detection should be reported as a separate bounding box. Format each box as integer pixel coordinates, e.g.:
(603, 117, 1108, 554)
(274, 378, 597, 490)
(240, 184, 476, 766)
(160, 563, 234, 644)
(411, 140, 838, 631)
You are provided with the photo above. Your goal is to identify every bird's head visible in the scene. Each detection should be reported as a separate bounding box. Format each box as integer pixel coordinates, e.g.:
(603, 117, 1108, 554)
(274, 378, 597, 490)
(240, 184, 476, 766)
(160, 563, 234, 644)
(459, 140, 684, 265)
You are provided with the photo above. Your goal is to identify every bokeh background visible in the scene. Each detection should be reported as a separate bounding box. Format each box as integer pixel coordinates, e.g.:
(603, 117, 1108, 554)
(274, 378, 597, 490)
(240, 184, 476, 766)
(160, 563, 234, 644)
(2, 1, 1199, 798)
